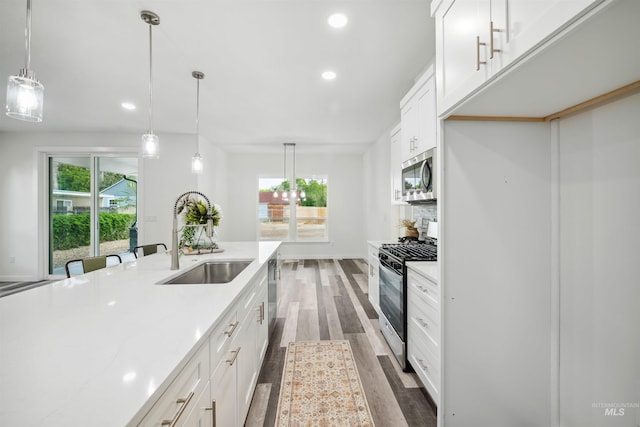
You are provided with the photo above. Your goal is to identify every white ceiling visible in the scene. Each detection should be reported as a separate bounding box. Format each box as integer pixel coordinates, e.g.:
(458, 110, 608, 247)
(0, 0, 435, 153)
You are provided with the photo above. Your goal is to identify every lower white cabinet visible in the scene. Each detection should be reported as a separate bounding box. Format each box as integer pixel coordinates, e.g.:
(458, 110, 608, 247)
(138, 341, 209, 426)
(406, 267, 440, 405)
(367, 243, 380, 315)
(211, 351, 238, 427)
(138, 261, 272, 427)
(182, 381, 214, 427)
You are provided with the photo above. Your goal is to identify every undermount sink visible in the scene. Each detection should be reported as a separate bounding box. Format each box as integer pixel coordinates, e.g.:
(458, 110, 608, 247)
(159, 260, 253, 285)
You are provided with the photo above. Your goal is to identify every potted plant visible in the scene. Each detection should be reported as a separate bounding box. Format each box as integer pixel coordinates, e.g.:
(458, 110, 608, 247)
(400, 219, 419, 238)
(176, 195, 222, 253)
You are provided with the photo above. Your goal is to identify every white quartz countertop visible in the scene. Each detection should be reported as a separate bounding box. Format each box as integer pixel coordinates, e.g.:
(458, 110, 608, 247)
(367, 240, 395, 250)
(0, 241, 280, 427)
(406, 261, 439, 283)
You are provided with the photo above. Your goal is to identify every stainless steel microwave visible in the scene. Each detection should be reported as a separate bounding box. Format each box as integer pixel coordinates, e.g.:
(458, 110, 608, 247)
(401, 148, 436, 203)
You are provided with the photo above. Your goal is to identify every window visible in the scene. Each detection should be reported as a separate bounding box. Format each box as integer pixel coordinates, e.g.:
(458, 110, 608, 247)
(48, 155, 138, 275)
(55, 199, 72, 213)
(258, 176, 327, 242)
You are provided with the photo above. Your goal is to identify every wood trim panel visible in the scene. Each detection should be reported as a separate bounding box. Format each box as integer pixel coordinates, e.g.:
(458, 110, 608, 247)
(446, 115, 545, 122)
(544, 80, 640, 121)
(444, 80, 640, 122)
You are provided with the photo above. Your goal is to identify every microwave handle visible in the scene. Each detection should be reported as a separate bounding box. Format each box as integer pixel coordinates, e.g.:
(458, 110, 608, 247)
(419, 160, 427, 190)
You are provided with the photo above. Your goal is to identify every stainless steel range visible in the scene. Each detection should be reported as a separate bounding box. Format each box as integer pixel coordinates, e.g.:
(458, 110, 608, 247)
(379, 239, 436, 371)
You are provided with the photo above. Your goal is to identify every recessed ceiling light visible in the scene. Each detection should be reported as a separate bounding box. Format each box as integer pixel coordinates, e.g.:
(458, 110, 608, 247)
(121, 102, 136, 111)
(328, 13, 348, 28)
(322, 71, 337, 81)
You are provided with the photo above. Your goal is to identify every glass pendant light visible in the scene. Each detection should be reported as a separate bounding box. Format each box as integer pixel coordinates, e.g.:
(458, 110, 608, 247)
(191, 71, 205, 174)
(6, 0, 44, 122)
(140, 11, 160, 158)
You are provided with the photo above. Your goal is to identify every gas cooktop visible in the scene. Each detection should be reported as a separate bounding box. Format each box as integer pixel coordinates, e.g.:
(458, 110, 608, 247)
(380, 239, 437, 261)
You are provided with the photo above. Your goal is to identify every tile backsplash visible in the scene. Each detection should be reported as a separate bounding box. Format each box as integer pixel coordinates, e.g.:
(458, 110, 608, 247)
(413, 203, 437, 239)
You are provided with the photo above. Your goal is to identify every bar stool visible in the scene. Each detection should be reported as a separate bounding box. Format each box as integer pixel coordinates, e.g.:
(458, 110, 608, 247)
(133, 243, 167, 258)
(65, 254, 123, 278)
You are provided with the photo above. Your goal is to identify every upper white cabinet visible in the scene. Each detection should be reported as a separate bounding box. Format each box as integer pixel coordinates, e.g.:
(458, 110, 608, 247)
(389, 124, 405, 205)
(400, 65, 437, 162)
(433, 0, 603, 115)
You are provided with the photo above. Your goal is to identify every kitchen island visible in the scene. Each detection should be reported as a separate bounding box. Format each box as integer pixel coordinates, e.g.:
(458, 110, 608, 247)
(0, 241, 280, 426)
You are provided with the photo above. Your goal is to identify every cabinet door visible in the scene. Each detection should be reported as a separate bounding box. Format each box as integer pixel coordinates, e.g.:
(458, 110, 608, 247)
(368, 246, 380, 314)
(496, 0, 599, 67)
(138, 342, 209, 427)
(415, 77, 437, 152)
(182, 383, 212, 427)
(390, 126, 404, 204)
(256, 278, 269, 364)
(235, 310, 258, 425)
(400, 100, 418, 162)
(210, 356, 237, 427)
(437, 0, 491, 113)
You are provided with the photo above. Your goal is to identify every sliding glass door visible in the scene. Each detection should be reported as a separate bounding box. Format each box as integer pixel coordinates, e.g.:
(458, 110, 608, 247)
(48, 155, 138, 275)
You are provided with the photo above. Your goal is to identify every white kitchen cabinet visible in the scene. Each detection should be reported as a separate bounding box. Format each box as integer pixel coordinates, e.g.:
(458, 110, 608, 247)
(367, 243, 380, 315)
(182, 382, 213, 427)
(433, 0, 602, 115)
(400, 66, 436, 162)
(138, 261, 273, 427)
(210, 348, 238, 427)
(406, 267, 440, 405)
(389, 124, 405, 205)
(235, 272, 268, 425)
(256, 276, 269, 363)
(138, 341, 209, 426)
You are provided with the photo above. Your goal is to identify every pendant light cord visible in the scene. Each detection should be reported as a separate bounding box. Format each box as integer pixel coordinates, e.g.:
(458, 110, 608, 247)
(148, 23, 154, 134)
(25, 0, 32, 71)
(195, 77, 200, 153)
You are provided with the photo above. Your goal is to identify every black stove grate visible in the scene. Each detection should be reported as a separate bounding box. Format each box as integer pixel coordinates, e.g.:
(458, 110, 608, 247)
(380, 243, 437, 261)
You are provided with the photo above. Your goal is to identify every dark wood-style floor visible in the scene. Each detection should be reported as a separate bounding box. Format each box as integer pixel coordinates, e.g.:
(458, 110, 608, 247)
(245, 259, 437, 427)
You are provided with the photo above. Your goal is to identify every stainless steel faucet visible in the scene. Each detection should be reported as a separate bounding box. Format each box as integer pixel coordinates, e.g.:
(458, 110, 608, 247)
(171, 191, 214, 270)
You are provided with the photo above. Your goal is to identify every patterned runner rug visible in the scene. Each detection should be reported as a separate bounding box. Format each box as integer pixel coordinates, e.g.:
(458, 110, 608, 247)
(275, 340, 375, 427)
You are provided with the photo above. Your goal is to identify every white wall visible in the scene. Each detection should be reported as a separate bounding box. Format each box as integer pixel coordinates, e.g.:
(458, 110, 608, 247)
(0, 131, 210, 280)
(442, 120, 552, 426)
(223, 150, 365, 259)
(558, 92, 640, 426)
(197, 138, 229, 241)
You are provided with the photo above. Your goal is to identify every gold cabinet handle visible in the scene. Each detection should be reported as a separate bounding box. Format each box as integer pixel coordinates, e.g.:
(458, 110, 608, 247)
(417, 317, 429, 328)
(226, 347, 241, 366)
(161, 391, 195, 427)
(476, 36, 487, 71)
(490, 21, 501, 59)
(223, 321, 239, 337)
(205, 399, 216, 427)
(257, 302, 264, 324)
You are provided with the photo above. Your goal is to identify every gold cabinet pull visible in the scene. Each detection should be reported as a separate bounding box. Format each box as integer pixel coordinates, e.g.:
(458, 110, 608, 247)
(476, 36, 487, 71)
(257, 302, 264, 324)
(490, 21, 501, 59)
(223, 321, 239, 337)
(226, 347, 241, 366)
(160, 391, 195, 427)
(205, 399, 216, 427)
